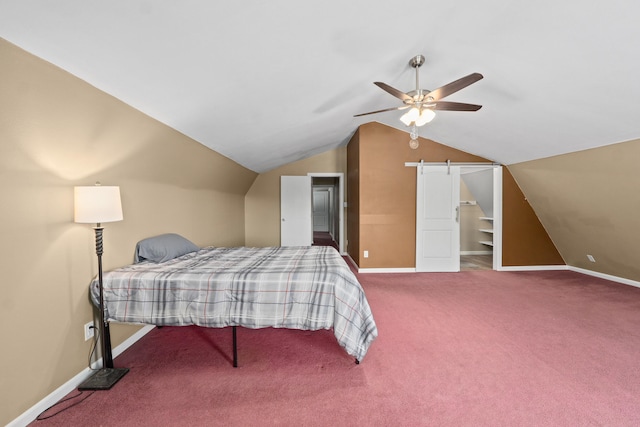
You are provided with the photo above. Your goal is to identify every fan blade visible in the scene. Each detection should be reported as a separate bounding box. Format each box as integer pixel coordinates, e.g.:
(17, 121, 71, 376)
(424, 73, 483, 102)
(433, 101, 482, 112)
(374, 82, 413, 102)
(354, 105, 410, 117)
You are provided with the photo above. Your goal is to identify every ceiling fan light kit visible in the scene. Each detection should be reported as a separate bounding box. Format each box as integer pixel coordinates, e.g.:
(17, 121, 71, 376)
(400, 107, 435, 126)
(355, 54, 483, 148)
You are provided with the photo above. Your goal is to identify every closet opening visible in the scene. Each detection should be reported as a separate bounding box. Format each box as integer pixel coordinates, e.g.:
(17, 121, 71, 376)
(459, 166, 501, 271)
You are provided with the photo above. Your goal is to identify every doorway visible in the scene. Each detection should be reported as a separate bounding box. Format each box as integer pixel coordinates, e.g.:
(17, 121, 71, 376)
(311, 174, 343, 253)
(279, 173, 345, 253)
(459, 166, 499, 271)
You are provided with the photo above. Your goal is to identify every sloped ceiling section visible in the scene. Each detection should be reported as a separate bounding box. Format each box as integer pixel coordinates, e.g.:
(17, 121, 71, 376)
(1, 1, 640, 172)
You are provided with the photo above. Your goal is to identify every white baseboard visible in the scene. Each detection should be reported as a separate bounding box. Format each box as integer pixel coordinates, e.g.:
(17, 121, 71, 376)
(569, 266, 640, 289)
(8, 324, 155, 427)
(495, 264, 640, 289)
(358, 267, 416, 273)
(348, 253, 570, 274)
(498, 264, 569, 272)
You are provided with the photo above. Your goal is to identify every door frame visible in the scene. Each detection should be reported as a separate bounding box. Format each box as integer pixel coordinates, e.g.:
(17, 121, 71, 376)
(308, 172, 345, 254)
(459, 165, 502, 271)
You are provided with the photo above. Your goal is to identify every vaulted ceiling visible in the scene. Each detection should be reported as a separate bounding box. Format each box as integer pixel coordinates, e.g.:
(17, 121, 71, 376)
(2, 1, 639, 173)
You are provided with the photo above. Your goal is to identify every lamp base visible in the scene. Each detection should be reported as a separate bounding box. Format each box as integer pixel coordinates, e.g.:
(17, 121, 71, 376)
(78, 368, 129, 390)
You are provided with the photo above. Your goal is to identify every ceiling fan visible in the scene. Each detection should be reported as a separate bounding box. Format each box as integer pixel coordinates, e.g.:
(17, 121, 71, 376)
(354, 55, 483, 127)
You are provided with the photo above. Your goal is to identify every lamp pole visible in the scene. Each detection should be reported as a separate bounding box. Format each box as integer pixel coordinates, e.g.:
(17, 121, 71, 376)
(75, 184, 128, 390)
(94, 224, 115, 368)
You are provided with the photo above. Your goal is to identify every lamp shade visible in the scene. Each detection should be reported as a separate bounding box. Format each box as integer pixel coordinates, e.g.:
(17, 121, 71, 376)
(415, 108, 436, 126)
(74, 185, 123, 224)
(400, 107, 420, 126)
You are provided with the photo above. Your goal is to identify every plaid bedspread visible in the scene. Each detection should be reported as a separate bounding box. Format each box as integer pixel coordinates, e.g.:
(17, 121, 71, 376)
(91, 246, 377, 361)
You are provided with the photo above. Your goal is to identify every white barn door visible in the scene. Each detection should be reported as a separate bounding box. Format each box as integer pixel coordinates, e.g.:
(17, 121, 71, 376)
(280, 176, 312, 246)
(416, 165, 461, 272)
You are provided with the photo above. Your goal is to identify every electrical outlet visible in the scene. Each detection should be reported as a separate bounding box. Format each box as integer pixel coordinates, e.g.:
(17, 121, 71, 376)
(84, 321, 95, 341)
(587, 254, 596, 263)
(364, 250, 369, 258)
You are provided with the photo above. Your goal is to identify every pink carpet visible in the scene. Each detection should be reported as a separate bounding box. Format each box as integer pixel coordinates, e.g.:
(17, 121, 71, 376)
(33, 270, 640, 426)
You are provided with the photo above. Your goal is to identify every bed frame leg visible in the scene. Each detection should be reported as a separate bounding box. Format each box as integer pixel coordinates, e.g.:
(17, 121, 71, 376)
(355, 358, 360, 365)
(232, 326, 238, 368)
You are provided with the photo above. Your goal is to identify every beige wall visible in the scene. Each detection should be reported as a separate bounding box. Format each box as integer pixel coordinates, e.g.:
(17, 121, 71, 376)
(245, 148, 347, 247)
(0, 39, 257, 425)
(508, 139, 640, 281)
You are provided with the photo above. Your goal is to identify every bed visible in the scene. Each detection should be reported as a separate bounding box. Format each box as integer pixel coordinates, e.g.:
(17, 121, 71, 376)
(90, 234, 378, 365)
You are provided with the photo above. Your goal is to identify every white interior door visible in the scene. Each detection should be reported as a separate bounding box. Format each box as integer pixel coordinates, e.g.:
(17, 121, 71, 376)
(416, 165, 461, 272)
(313, 189, 330, 232)
(281, 176, 312, 246)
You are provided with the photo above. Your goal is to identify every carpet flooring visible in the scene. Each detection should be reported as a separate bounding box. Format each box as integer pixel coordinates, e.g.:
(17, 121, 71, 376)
(33, 270, 640, 426)
(312, 231, 338, 250)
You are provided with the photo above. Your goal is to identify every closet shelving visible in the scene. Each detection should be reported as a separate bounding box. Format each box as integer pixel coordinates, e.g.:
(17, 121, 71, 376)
(479, 216, 494, 247)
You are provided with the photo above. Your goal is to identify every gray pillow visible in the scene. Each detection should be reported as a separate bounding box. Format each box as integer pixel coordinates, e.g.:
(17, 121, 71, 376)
(134, 233, 200, 263)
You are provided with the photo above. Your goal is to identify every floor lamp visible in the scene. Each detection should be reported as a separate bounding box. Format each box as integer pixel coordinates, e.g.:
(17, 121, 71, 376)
(74, 183, 129, 390)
